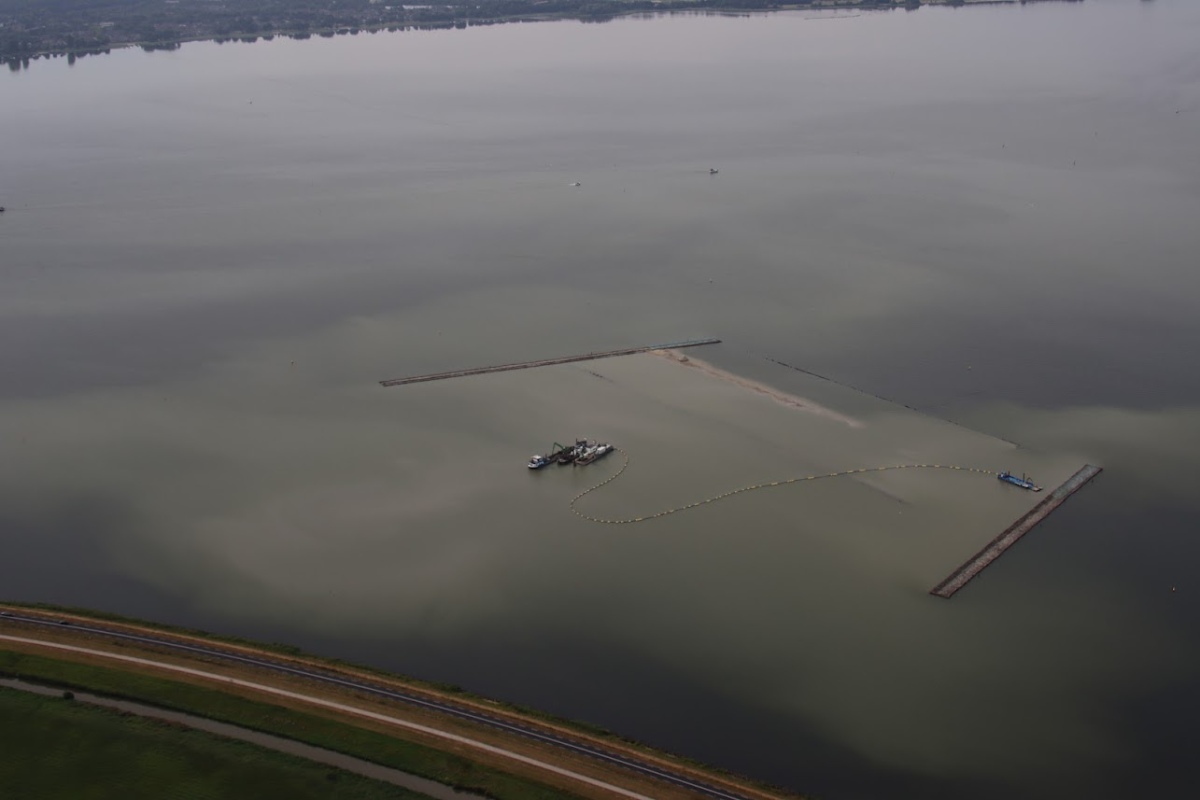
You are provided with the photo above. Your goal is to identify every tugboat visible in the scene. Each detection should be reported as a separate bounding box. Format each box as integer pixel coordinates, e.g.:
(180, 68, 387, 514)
(997, 471, 1042, 492)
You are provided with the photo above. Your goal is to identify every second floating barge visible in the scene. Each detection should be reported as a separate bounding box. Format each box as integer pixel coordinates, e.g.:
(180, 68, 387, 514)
(380, 339, 721, 387)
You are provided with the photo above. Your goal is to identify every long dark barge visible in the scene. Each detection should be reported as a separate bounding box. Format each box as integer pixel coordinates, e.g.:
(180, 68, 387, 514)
(380, 338, 721, 387)
(930, 463, 1103, 599)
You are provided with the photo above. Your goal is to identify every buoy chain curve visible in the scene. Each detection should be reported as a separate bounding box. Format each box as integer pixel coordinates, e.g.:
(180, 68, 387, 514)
(569, 449, 995, 525)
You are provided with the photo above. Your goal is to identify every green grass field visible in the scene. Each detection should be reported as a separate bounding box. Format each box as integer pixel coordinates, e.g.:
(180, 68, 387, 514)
(0, 650, 581, 800)
(0, 686, 433, 800)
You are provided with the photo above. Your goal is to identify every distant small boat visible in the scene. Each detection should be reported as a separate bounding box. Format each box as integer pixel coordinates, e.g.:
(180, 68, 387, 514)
(709, 168, 718, 175)
(570, 182, 581, 187)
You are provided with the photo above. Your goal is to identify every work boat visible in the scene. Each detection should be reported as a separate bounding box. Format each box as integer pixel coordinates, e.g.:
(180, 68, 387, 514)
(528, 454, 553, 470)
(593, 443, 614, 460)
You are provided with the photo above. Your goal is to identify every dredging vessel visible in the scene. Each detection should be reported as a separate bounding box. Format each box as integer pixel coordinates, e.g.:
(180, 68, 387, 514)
(576, 443, 613, 466)
(528, 440, 613, 468)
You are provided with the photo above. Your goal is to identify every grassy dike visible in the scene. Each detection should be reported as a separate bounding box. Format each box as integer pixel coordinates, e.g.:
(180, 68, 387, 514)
(1, 603, 803, 800)
(0, 686, 433, 800)
(13, 603, 605, 733)
(0, 648, 579, 800)
(8, 602, 757, 782)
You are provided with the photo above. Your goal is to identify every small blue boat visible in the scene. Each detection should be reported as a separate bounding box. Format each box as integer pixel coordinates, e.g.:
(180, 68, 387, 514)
(998, 471, 1042, 492)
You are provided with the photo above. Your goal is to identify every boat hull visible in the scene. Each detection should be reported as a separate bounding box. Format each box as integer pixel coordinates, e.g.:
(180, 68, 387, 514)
(998, 472, 1042, 492)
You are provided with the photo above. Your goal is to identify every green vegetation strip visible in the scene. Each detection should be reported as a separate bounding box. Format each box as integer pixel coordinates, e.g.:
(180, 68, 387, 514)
(0, 650, 581, 800)
(0, 686, 431, 800)
(4, 603, 780, 794)
(9, 603, 634, 749)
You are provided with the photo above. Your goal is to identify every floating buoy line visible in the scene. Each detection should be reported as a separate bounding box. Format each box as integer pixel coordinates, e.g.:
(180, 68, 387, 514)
(569, 448, 998, 525)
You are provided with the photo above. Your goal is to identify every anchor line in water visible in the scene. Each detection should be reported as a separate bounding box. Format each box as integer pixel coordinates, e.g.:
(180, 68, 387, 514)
(569, 449, 996, 525)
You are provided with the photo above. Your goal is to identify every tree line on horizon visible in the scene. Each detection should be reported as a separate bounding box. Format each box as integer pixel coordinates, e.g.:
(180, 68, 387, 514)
(2, 0, 1085, 70)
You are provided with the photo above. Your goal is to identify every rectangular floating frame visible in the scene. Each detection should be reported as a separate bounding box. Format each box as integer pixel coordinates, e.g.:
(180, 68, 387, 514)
(930, 464, 1103, 599)
(379, 339, 722, 387)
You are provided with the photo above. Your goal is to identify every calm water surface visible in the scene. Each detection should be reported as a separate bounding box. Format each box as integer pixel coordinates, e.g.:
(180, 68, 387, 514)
(2, 2, 1199, 798)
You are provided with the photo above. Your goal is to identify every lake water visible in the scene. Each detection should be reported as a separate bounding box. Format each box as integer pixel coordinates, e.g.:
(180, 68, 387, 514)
(2, 2, 1199, 798)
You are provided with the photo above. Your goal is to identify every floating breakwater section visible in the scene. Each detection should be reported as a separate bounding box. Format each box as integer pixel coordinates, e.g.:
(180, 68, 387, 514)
(379, 339, 721, 387)
(930, 464, 1103, 599)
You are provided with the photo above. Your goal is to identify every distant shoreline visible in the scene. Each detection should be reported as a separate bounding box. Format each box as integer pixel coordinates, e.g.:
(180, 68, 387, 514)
(2, 0, 1076, 71)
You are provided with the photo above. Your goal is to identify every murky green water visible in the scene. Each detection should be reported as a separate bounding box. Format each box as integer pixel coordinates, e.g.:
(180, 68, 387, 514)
(2, 3, 1199, 798)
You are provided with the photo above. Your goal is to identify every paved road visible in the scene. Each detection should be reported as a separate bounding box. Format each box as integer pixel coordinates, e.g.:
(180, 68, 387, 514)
(0, 612, 760, 800)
